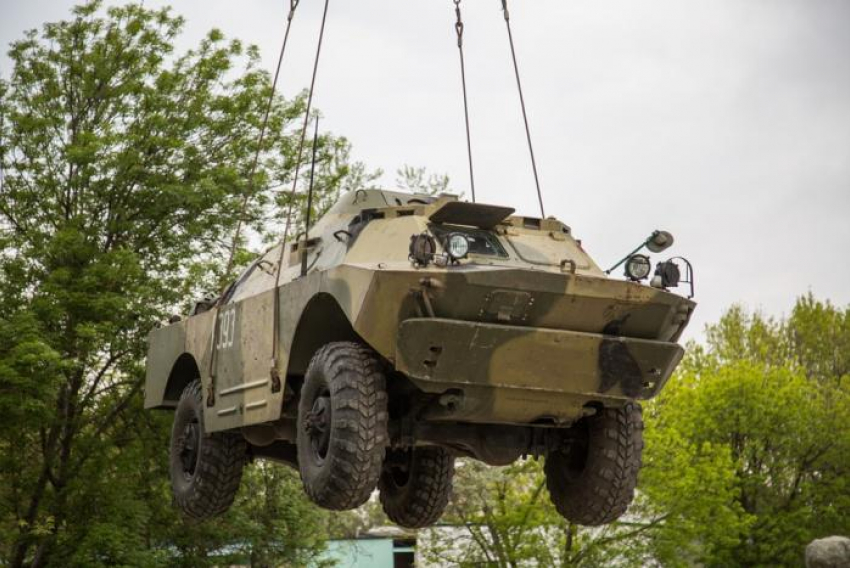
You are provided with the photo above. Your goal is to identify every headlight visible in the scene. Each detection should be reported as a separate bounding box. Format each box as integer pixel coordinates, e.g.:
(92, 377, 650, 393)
(409, 233, 436, 267)
(624, 254, 651, 281)
(446, 234, 470, 260)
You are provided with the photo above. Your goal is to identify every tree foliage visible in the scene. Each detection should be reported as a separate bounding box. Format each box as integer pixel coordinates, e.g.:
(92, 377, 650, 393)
(0, 2, 368, 566)
(421, 459, 561, 567)
(648, 296, 850, 566)
(395, 165, 453, 197)
(143, 463, 331, 568)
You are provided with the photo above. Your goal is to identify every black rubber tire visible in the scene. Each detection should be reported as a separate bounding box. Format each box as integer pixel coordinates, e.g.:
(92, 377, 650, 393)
(379, 447, 454, 528)
(170, 380, 246, 520)
(545, 402, 644, 526)
(297, 342, 388, 510)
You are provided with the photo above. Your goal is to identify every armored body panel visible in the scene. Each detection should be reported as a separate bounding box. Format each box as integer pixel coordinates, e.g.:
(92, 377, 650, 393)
(146, 189, 693, 431)
(147, 189, 695, 528)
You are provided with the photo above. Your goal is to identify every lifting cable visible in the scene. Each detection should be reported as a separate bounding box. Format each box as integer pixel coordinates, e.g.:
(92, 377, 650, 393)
(501, 0, 545, 218)
(209, 0, 330, 392)
(277, 0, 331, 260)
(209, 0, 302, 391)
(211, 0, 547, 390)
(270, 0, 332, 379)
(453, 0, 476, 203)
(223, 0, 302, 279)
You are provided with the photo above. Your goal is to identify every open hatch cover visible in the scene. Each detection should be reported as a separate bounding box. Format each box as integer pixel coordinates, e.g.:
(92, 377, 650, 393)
(429, 201, 515, 229)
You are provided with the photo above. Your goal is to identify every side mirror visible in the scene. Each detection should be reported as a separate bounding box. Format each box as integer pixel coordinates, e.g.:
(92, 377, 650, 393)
(605, 230, 676, 275)
(646, 230, 674, 253)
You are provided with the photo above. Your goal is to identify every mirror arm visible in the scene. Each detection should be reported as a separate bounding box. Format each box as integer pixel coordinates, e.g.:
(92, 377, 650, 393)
(605, 234, 657, 275)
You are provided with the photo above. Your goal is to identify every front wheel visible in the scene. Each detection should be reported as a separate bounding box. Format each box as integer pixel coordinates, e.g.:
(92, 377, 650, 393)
(297, 342, 389, 510)
(170, 380, 246, 520)
(545, 402, 644, 526)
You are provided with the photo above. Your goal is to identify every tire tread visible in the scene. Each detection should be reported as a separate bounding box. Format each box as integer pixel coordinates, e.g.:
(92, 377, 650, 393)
(379, 448, 454, 528)
(545, 402, 643, 526)
(298, 342, 388, 510)
(171, 380, 246, 521)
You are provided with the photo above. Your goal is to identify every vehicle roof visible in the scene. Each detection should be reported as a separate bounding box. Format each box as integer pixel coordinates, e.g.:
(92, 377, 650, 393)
(324, 189, 455, 217)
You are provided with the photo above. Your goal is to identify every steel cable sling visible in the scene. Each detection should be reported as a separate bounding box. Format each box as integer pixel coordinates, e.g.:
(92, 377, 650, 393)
(501, 0, 545, 218)
(209, 0, 302, 393)
(270, 0, 332, 385)
(210, 0, 331, 394)
(224, 0, 302, 278)
(453, 0, 476, 203)
(451, 0, 546, 215)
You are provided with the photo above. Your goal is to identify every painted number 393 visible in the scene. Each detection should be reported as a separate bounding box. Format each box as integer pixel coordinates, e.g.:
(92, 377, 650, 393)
(216, 308, 236, 350)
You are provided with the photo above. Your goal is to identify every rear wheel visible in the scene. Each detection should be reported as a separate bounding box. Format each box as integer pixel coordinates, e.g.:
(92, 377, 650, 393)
(379, 447, 454, 528)
(545, 402, 643, 526)
(297, 342, 389, 510)
(170, 380, 246, 520)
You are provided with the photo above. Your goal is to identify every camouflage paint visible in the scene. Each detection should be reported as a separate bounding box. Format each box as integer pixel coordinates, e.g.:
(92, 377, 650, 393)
(145, 190, 695, 434)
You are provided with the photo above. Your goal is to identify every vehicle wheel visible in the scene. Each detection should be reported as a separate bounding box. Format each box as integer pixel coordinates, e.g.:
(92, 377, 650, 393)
(170, 380, 246, 520)
(545, 402, 643, 526)
(297, 342, 388, 510)
(379, 447, 454, 528)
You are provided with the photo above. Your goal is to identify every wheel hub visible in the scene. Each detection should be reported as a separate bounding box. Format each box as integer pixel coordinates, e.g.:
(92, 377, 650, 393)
(304, 394, 331, 461)
(563, 424, 589, 481)
(385, 449, 413, 488)
(178, 420, 200, 477)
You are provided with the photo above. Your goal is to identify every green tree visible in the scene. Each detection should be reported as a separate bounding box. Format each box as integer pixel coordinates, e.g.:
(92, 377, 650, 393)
(395, 164, 452, 196)
(144, 463, 332, 568)
(420, 459, 554, 567)
(0, 2, 366, 565)
(599, 296, 849, 566)
(646, 297, 850, 566)
(229, 464, 331, 568)
(421, 456, 738, 567)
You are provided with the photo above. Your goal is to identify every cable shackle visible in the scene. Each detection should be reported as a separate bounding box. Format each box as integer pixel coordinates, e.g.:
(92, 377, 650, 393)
(501, 0, 510, 21)
(452, 0, 476, 202)
(454, 0, 464, 47)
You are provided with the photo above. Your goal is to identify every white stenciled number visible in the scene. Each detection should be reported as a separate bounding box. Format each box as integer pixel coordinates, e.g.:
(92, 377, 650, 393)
(216, 308, 236, 350)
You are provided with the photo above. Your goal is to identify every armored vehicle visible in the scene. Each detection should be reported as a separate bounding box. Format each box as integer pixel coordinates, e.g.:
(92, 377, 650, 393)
(145, 189, 695, 527)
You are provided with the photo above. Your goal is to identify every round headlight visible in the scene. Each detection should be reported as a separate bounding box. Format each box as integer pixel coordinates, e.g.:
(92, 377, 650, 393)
(447, 234, 470, 259)
(625, 254, 651, 281)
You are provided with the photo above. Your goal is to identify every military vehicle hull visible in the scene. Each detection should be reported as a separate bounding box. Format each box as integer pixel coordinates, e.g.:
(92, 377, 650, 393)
(146, 264, 692, 429)
(144, 189, 695, 528)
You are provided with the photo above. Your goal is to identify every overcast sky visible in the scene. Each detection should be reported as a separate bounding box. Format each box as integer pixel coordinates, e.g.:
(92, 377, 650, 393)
(3, 0, 849, 340)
